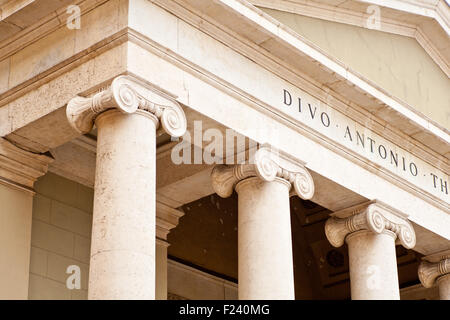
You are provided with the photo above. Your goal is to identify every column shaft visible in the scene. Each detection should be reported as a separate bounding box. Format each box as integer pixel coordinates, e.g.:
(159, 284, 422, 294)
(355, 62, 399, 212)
(236, 177, 295, 300)
(156, 240, 169, 300)
(437, 274, 450, 300)
(0, 184, 33, 299)
(88, 109, 158, 300)
(346, 230, 400, 300)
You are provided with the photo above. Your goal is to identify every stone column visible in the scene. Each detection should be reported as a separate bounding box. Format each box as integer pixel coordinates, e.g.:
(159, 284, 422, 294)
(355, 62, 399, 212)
(67, 76, 186, 300)
(325, 201, 416, 300)
(211, 146, 315, 299)
(155, 201, 184, 300)
(0, 138, 53, 299)
(418, 252, 450, 300)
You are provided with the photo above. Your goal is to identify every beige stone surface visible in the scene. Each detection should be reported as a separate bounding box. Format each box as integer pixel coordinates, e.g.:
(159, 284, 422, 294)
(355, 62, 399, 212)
(9, 24, 75, 89)
(88, 110, 157, 300)
(0, 183, 33, 299)
(325, 202, 418, 300)
(0, 137, 53, 189)
(346, 230, 400, 300)
(168, 260, 237, 300)
(0, 58, 9, 93)
(31, 219, 75, 258)
(71, 289, 88, 300)
(156, 240, 168, 300)
(29, 246, 47, 277)
(28, 274, 71, 300)
(261, 9, 450, 129)
(0, 0, 445, 251)
(236, 177, 295, 300)
(400, 283, 439, 300)
(32, 193, 51, 223)
(50, 200, 92, 237)
(34, 172, 94, 214)
(124, 29, 449, 243)
(5, 0, 128, 93)
(74, 235, 91, 264)
(29, 173, 93, 300)
(0, 0, 447, 301)
(1, 41, 128, 139)
(418, 254, 450, 300)
(438, 274, 450, 300)
(47, 252, 89, 290)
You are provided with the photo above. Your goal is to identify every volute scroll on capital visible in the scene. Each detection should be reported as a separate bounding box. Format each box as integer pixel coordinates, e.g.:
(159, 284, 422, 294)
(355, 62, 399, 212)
(325, 201, 416, 249)
(211, 146, 315, 200)
(66, 76, 187, 138)
(418, 256, 450, 288)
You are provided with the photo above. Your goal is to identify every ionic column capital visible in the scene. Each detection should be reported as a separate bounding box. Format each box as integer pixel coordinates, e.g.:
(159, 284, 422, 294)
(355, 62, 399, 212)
(66, 75, 187, 138)
(0, 137, 53, 192)
(325, 201, 416, 249)
(418, 252, 450, 288)
(156, 201, 184, 241)
(211, 146, 314, 199)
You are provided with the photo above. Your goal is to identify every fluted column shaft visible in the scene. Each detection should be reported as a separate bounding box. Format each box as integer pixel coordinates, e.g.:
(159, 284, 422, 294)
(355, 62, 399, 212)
(236, 177, 294, 299)
(325, 201, 416, 300)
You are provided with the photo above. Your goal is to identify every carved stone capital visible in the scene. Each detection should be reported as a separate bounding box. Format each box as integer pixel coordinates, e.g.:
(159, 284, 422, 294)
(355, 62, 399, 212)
(211, 146, 314, 199)
(156, 201, 184, 241)
(419, 253, 450, 288)
(0, 138, 53, 192)
(325, 201, 416, 249)
(66, 75, 187, 138)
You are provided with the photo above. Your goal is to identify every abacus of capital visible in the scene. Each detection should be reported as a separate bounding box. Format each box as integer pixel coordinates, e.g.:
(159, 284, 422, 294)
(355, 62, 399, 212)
(211, 146, 315, 300)
(325, 201, 416, 300)
(66, 75, 187, 300)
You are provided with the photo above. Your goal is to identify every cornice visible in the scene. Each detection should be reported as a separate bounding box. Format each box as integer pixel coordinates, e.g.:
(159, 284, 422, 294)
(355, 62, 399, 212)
(156, 201, 184, 241)
(0, 0, 447, 171)
(0, 0, 448, 162)
(149, 1, 449, 169)
(144, 2, 449, 210)
(211, 145, 315, 199)
(0, 0, 34, 20)
(0, 1, 447, 210)
(0, 0, 110, 61)
(0, 137, 53, 192)
(325, 200, 417, 249)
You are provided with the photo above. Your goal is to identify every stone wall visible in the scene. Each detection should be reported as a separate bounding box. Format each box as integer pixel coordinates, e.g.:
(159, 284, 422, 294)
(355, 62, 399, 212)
(28, 172, 93, 299)
(0, 183, 34, 299)
(28, 172, 236, 300)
